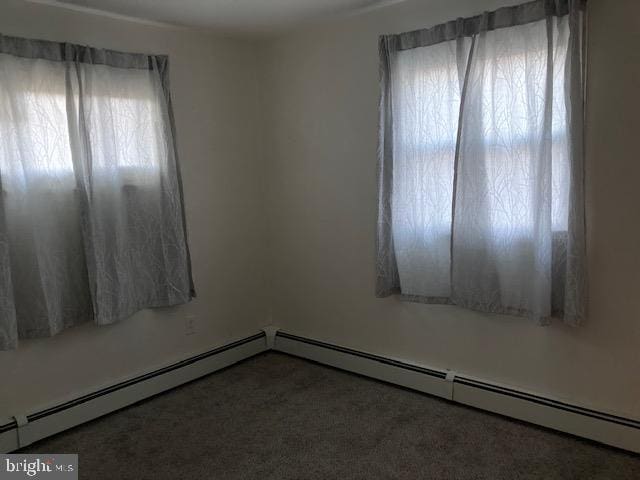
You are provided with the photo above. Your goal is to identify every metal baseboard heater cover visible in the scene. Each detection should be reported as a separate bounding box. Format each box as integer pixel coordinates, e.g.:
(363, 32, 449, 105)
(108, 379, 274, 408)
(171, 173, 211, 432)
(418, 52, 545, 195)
(274, 331, 640, 454)
(0, 332, 268, 453)
(2, 328, 638, 454)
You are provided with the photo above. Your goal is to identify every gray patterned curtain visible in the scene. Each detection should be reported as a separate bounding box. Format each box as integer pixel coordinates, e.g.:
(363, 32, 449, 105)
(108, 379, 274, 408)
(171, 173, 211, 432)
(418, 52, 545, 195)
(0, 34, 195, 349)
(376, 0, 586, 324)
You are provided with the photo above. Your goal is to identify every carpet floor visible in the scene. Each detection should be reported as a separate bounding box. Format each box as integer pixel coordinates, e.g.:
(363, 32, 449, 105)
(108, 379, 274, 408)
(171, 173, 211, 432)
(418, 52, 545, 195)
(21, 352, 640, 479)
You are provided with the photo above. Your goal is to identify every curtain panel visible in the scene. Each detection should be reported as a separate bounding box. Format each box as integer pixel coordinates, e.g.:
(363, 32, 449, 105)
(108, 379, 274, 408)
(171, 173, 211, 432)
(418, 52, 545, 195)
(0, 34, 195, 349)
(376, 0, 586, 324)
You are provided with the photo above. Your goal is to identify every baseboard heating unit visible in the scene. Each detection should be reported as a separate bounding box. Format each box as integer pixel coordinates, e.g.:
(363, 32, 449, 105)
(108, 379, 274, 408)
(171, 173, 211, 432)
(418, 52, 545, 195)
(273, 330, 640, 454)
(0, 332, 268, 453)
(2, 328, 638, 454)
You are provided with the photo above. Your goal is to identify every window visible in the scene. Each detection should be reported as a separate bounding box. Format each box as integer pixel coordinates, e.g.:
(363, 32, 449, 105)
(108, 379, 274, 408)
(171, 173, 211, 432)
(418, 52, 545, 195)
(376, 0, 586, 324)
(0, 36, 194, 350)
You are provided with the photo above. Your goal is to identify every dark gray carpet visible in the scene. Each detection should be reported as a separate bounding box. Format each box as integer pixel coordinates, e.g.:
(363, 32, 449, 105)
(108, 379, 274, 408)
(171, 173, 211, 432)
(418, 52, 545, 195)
(21, 352, 640, 479)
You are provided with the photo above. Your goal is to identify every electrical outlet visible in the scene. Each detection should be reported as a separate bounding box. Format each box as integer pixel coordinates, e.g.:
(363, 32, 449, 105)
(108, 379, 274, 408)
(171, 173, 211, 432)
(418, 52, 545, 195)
(185, 316, 197, 336)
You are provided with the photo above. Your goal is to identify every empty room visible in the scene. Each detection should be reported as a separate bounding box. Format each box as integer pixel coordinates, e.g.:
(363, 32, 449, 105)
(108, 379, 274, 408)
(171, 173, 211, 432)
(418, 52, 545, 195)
(0, 0, 639, 478)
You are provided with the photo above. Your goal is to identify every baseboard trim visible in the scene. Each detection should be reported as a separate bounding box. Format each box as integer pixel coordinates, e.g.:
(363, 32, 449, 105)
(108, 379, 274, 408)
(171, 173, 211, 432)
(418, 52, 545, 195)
(273, 331, 640, 454)
(0, 332, 268, 453)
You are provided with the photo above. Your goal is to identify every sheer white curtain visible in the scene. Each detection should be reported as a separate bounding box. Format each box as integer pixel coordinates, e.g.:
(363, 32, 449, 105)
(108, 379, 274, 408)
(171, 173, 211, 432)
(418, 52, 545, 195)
(391, 39, 469, 300)
(377, 0, 586, 324)
(0, 36, 194, 349)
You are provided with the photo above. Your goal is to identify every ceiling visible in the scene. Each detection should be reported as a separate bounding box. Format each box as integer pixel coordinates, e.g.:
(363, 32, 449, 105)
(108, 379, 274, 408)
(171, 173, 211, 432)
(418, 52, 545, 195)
(30, 0, 400, 35)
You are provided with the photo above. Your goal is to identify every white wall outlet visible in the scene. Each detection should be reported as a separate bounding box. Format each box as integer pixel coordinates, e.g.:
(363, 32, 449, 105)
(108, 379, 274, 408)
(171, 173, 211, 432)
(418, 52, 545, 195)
(185, 316, 197, 336)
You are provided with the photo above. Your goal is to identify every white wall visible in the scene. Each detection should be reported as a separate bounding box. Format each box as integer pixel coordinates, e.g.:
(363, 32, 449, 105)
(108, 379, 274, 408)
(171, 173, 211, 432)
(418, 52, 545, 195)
(0, 0, 268, 416)
(261, 0, 640, 419)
